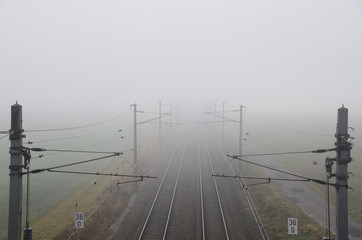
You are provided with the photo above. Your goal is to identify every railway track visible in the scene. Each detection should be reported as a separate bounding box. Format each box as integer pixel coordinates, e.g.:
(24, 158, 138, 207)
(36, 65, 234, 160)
(137, 140, 186, 239)
(213, 135, 270, 240)
(199, 133, 230, 240)
(202, 129, 263, 240)
(109, 125, 260, 240)
(137, 129, 231, 240)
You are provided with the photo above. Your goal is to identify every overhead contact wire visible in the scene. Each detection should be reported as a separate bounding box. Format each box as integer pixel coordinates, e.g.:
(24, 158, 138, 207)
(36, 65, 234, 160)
(26, 110, 130, 132)
(237, 148, 335, 158)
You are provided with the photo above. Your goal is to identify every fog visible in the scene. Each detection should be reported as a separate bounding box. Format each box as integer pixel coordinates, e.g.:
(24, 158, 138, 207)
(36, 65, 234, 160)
(1, 1, 362, 237)
(1, 0, 362, 122)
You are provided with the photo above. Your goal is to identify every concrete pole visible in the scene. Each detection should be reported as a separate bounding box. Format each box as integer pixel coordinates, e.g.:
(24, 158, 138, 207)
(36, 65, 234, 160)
(335, 105, 351, 240)
(130, 103, 139, 191)
(175, 101, 178, 122)
(158, 101, 162, 149)
(214, 100, 217, 127)
(131, 104, 137, 177)
(222, 102, 225, 144)
(238, 105, 247, 156)
(238, 105, 243, 157)
(238, 105, 243, 176)
(8, 102, 23, 240)
(169, 100, 172, 126)
(238, 105, 246, 175)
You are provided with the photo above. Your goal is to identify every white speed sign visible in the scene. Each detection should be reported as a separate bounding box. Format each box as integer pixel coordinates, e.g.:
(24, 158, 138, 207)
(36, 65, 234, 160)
(288, 218, 298, 235)
(75, 212, 85, 229)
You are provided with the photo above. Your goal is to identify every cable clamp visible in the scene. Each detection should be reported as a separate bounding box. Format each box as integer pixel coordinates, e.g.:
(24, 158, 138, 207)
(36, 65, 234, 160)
(336, 173, 349, 179)
(336, 157, 352, 164)
(9, 148, 22, 154)
(9, 129, 25, 140)
(9, 165, 23, 171)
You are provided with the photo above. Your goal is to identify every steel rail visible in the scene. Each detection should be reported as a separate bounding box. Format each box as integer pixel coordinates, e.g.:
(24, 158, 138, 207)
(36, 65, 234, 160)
(162, 143, 186, 239)
(237, 176, 269, 240)
(137, 138, 182, 240)
(214, 138, 270, 240)
(206, 140, 230, 240)
(198, 134, 206, 240)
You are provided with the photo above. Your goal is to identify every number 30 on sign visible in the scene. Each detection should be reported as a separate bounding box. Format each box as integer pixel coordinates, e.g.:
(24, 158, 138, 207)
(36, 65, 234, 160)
(75, 212, 85, 229)
(288, 218, 298, 235)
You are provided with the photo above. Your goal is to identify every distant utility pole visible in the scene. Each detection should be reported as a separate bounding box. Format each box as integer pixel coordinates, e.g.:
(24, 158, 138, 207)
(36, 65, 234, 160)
(169, 100, 172, 126)
(158, 101, 164, 149)
(238, 105, 246, 157)
(335, 105, 351, 240)
(238, 105, 246, 175)
(8, 102, 23, 240)
(214, 100, 217, 127)
(175, 101, 178, 122)
(131, 104, 137, 178)
(159, 101, 161, 132)
(222, 102, 225, 144)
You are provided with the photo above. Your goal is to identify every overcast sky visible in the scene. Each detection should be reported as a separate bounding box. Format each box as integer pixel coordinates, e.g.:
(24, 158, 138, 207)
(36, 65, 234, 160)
(1, 0, 362, 122)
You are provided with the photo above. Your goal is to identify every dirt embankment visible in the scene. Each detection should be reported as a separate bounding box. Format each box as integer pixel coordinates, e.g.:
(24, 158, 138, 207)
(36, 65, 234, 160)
(54, 184, 133, 240)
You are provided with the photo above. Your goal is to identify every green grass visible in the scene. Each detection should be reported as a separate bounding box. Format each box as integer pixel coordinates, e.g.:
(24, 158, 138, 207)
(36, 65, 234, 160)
(234, 112, 362, 225)
(241, 162, 332, 239)
(221, 122, 336, 239)
(30, 173, 132, 240)
(0, 122, 160, 239)
(247, 129, 362, 224)
(29, 136, 159, 240)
